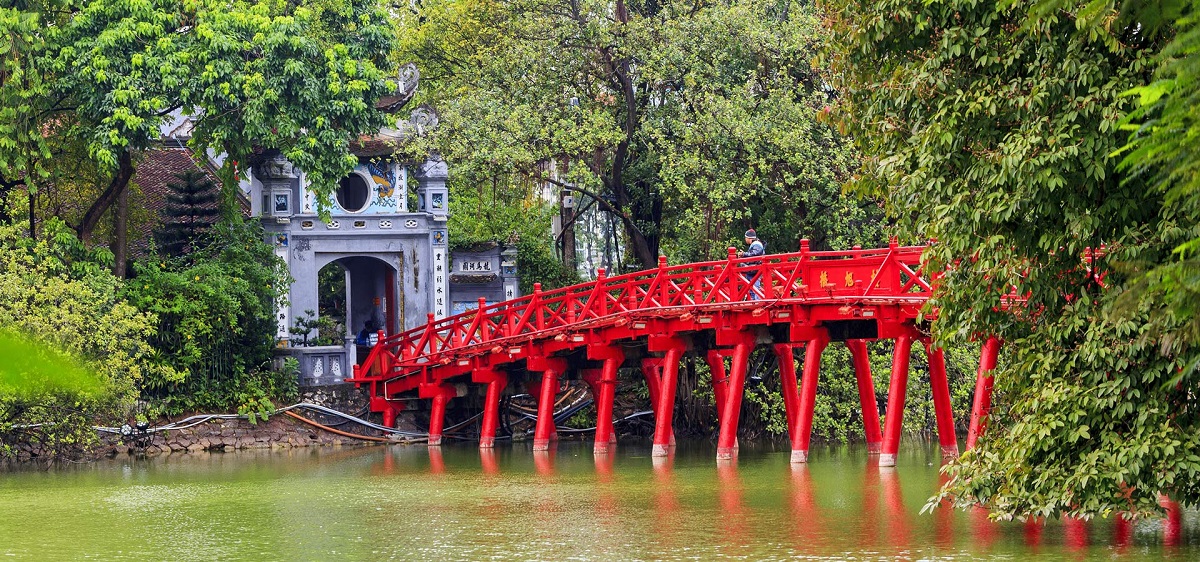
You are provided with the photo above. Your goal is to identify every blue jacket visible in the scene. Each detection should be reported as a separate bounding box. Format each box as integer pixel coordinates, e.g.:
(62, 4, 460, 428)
(744, 240, 765, 260)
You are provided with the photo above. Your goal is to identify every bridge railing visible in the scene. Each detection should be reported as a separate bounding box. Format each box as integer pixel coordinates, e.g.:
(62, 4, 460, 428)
(363, 241, 932, 374)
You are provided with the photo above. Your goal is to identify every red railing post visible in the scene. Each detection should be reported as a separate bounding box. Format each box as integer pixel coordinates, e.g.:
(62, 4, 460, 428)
(474, 298, 489, 343)
(726, 247, 739, 301)
(533, 283, 545, 331)
(657, 255, 669, 306)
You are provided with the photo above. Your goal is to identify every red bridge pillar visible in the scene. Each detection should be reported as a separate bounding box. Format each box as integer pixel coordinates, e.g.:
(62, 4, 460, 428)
(846, 339, 883, 453)
(420, 383, 457, 446)
(649, 336, 686, 457)
(704, 350, 731, 428)
(966, 336, 1001, 450)
(790, 335, 829, 463)
(529, 356, 568, 451)
(473, 369, 508, 449)
(639, 359, 666, 444)
(716, 331, 756, 460)
(774, 344, 800, 459)
(588, 344, 625, 455)
(924, 341, 959, 458)
(880, 334, 913, 467)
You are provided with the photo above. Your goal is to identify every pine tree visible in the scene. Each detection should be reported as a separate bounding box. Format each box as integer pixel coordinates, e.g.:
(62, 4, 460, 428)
(155, 169, 220, 256)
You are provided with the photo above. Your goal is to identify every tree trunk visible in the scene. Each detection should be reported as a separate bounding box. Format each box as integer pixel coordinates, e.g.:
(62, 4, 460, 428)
(78, 150, 135, 243)
(112, 187, 128, 277)
(27, 181, 36, 241)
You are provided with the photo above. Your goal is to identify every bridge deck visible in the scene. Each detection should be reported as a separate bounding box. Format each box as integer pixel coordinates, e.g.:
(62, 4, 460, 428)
(346, 240, 1001, 464)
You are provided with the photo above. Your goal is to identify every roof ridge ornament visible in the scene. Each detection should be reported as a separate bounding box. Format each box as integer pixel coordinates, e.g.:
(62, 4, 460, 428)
(376, 62, 420, 113)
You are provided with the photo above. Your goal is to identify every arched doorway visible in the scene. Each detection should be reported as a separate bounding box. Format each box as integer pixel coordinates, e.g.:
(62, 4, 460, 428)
(316, 255, 401, 358)
(316, 260, 349, 343)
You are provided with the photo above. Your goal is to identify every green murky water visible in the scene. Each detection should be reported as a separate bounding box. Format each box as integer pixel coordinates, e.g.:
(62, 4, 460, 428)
(0, 441, 1194, 560)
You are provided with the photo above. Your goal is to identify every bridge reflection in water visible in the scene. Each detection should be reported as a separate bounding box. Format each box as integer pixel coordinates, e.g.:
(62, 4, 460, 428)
(364, 441, 1191, 559)
(0, 442, 1189, 560)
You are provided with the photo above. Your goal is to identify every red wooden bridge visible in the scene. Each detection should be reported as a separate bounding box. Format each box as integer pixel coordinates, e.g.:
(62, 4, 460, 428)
(347, 239, 1003, 465)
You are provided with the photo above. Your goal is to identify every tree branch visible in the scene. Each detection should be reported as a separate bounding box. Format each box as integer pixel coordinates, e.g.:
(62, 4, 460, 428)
(76, 150, 135, 242)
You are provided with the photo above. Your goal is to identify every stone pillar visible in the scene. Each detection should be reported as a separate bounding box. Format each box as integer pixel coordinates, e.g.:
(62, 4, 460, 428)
(500, 244, 520, 301)
(415, 154, 450, 318)
(254, 151, 299, 344)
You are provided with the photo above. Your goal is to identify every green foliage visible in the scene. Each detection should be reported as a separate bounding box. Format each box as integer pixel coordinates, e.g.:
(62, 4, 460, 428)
(1, 0, 396, 233)
(123, 216, 290, 418)
(0, 219, 162, 460)
(824, 0, 1200, 518)
(447, 179, 580, 291)
(398, 0, 873, 270)
(0, 328, 102, 398)
(1112, 1, 1200, 381)
(289, 309, 345, 347)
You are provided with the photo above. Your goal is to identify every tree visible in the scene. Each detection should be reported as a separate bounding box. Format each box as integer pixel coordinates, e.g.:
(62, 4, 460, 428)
(0, 0, 397, 241)
(154, 170, 220, 257)
(397, 0, 875, 269)
(824, 0, 1200, 519)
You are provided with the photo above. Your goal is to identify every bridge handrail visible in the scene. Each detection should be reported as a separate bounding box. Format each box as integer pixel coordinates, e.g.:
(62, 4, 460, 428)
(364, 242, 932, 375)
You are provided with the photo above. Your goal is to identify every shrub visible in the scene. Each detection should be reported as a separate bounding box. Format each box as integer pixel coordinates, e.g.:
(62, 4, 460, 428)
(0, 219, 165, 460)
(123, 216, 290, 418)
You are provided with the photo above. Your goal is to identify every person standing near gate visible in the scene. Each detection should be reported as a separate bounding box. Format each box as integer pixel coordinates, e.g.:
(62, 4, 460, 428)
(737, 229, 765, 299)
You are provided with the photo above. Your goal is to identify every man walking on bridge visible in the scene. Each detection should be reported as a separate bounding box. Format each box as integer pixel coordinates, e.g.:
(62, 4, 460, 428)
(738, 229, 765, 299)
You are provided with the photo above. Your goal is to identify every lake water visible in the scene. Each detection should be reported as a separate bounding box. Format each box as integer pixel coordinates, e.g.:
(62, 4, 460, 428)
(0, 440, 1194, 560)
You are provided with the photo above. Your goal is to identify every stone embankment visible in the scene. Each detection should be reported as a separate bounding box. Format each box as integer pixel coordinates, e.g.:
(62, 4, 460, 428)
(104, 414, 374, 457)
(104, 383, 402, 457)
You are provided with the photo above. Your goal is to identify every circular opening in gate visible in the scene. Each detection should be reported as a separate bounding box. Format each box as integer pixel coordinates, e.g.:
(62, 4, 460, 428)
(336, 174, 371, 212)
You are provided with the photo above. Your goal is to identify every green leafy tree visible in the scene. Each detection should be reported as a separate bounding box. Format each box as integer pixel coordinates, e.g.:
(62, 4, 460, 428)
(154, 170, 220, 257)
(1113, 0, 1200, 380)
(398, 0, 876, 270)
(1, 0, 397, 241)
(824, 0, 1200, 519)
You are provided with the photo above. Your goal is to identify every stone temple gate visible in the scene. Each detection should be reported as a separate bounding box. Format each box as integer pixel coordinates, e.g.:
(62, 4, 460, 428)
(249, 65, 452, 385)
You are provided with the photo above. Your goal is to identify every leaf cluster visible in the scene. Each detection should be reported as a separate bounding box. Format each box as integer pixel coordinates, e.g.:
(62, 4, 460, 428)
(824, 0, 1200, 517)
